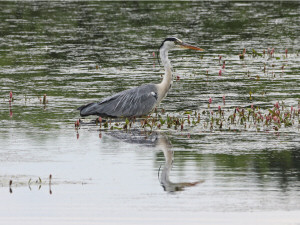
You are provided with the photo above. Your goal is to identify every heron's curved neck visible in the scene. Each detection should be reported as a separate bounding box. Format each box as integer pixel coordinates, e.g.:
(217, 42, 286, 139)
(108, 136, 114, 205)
(157, 47, 172, 101)
(158, 138, 173, 184)
(160, 149, 173, 184)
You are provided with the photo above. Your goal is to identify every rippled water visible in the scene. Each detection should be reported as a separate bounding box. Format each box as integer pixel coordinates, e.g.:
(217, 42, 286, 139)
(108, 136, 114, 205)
(0, 2, 300, 224)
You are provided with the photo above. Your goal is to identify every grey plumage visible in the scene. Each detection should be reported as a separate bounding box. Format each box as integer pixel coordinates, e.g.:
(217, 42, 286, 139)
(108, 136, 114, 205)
(78, 84, 158, 117)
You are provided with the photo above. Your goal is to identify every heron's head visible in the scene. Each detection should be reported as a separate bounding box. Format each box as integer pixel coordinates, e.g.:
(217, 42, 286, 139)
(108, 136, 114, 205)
(159, 37, 204, 51)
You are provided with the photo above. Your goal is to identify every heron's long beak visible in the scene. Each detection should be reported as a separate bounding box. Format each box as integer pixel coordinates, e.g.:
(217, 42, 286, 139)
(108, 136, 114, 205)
(179, 42, 204, 51)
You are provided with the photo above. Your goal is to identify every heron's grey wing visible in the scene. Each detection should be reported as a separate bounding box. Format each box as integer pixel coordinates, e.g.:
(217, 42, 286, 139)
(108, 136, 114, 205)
(79, 84, 158, 117)
(99, 84, 158, 117)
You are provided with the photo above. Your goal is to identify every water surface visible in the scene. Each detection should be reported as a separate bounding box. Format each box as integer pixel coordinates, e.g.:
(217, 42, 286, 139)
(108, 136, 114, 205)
(0, 2, 300, 224)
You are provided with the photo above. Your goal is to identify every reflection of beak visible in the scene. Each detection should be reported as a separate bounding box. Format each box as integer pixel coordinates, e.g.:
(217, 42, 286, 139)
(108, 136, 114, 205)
(179, 42, 204, 51)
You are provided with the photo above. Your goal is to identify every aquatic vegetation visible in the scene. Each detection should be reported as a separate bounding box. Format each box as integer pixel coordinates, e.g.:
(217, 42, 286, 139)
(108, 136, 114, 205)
(239, 48, 247, 59)
(42, 94, 47, 105)
(87, 101, 299, 136)
(218, 55, 222, 64)
(6, 175, 53, 194)
(9, 180, 12, 193)
(208, 97, 212, 105)
(75, 119, 80, 128)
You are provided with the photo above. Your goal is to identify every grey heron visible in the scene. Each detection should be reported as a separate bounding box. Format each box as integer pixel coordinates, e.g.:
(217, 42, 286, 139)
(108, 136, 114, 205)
(77, 37, 204, 117)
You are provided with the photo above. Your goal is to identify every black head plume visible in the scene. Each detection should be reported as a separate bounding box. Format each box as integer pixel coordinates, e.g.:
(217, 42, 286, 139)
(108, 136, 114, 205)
(157, 37, 182, 66)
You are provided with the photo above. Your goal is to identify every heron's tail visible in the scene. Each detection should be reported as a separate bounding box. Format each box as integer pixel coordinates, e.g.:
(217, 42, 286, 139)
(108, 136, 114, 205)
(77, 102, 99, 117)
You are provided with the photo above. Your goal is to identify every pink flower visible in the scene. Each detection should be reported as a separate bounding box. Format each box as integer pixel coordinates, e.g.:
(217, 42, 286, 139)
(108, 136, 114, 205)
(285, 49, 288, 57)
(208, 97, 212, 104)
(219, 70, 222, 76)
(243, 48, 246, 55)
(218, 106, 221, 111)
(9, 91, 13, 99)
(75, 120, 80, 128)
(274, 102, 280, 109)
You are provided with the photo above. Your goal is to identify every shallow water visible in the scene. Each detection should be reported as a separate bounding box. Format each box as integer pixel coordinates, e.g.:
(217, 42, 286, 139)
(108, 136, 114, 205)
(0, 2, 300, 224)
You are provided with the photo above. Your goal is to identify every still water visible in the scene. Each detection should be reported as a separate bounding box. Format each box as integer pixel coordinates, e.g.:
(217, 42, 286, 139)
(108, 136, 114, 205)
(0, 1, 300, 224)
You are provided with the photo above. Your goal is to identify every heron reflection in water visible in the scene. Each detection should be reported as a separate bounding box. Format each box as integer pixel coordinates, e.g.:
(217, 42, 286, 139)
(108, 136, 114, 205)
(107, 130, 203, 192)
(78, 38, 204, 117)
